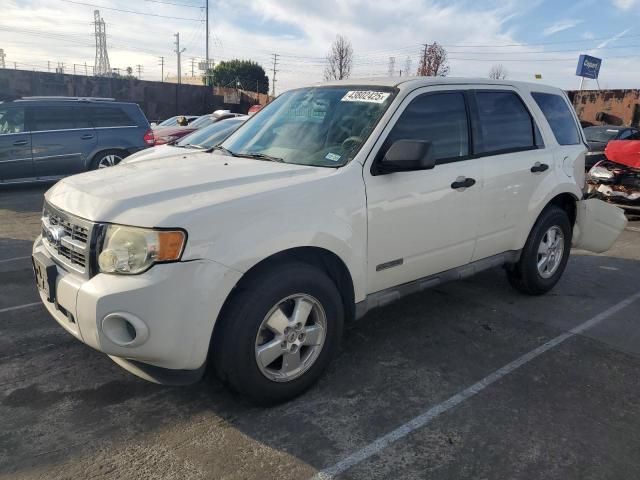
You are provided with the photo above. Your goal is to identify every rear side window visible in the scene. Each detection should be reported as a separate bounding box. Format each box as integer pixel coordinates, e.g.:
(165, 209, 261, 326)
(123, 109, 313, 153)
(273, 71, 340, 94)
(90, 106, 135, 127)
(531, 92, 581, 145)
(383, 92, 469, 164)
(31, 106, 91, 131)
(474, 91, 537, 154)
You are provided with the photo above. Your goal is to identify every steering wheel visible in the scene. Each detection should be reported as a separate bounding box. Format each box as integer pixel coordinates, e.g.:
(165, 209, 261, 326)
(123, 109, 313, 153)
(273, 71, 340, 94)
(341, 136, 363, 152)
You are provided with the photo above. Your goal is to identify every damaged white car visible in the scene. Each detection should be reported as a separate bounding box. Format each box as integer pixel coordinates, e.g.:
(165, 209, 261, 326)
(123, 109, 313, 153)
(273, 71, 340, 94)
(33, 78, 627, 404)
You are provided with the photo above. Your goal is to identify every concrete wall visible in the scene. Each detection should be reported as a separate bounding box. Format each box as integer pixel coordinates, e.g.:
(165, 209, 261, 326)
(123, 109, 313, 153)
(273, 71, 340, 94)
(0, 69, 256, 122)
(568, 89, 640, 127)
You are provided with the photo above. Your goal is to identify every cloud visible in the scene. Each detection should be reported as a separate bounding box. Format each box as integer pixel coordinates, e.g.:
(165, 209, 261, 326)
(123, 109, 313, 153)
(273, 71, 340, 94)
(612, 0, 639, 10)
(542, 19, 583, 37)
(591, 28, 631, 51)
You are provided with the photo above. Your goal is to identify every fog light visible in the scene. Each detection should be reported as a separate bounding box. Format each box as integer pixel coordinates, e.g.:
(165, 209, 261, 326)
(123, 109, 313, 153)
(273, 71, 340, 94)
(101, 312, 149, 347)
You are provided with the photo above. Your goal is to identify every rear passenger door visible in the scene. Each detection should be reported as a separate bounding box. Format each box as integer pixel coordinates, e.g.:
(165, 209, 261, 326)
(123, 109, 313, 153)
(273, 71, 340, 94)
(470, 88, 550, 261)
(31, 105, 96, 178)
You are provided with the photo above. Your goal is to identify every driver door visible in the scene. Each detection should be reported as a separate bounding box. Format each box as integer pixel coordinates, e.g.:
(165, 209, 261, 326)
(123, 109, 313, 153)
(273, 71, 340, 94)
(363, 87, 484, 294)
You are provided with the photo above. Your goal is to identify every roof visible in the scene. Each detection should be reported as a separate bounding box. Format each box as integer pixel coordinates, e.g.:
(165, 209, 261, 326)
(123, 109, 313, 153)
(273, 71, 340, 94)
(316, 76, 562, 93)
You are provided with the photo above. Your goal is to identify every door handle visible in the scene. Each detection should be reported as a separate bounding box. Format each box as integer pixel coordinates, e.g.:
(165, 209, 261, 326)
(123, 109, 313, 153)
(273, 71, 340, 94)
(80, 134, 95, 140)
(531, 162, 549, 173)
(451, 176, 476, 190)
(13, 140, 28, 146)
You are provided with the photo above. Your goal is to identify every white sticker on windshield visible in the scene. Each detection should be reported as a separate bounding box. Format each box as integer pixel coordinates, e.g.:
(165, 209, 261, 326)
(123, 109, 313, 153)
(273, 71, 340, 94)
(325, 152, 342, 162)
(341, 90, 390, 103)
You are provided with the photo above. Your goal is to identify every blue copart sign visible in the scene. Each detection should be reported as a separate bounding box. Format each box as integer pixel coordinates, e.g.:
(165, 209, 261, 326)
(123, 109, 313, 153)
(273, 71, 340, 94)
(576, 55, 602, 80)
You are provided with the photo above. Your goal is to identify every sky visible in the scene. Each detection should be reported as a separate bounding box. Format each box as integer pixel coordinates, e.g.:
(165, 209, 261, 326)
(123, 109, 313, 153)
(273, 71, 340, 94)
(2, 0, 640, 93)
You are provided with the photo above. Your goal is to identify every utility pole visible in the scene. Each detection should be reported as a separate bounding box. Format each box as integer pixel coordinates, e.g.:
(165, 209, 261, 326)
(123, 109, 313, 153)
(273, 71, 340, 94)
(205, 0, 209, 68)
(136, 64, 143, 79)
(158, 56, 165, 82)
(84, 62, 88, 76)
(48, 60, 51, 72)
(190, 57, 196, 77)
(174, 33, 185, 84)
(271, 53, 279, 97)
(0, 49, 5, 69)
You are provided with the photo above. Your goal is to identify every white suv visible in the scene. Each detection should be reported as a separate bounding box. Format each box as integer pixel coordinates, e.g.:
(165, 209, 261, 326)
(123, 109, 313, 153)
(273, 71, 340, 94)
(33, 78, 627, 403)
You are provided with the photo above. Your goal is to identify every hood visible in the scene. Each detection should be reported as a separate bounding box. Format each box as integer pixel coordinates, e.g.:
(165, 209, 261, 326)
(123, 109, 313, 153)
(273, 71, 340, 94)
(121, 144, 192, 164)
(604, 140, 640, 169)
(45, 151, 334, 227)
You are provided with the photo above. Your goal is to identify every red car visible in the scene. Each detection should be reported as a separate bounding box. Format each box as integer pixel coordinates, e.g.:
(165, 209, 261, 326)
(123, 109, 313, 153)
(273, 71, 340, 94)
(152, 110, 243, 145)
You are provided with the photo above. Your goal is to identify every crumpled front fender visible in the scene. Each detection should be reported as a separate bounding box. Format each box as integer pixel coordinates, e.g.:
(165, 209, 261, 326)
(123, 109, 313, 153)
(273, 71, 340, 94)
(572, 199, 627, 253)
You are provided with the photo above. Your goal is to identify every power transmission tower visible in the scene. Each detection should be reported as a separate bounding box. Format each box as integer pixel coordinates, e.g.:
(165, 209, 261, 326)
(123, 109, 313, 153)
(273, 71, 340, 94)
(0, 49, 5, 69)
(174, 33, 186, 84)
(190, 57, 196, 77)
(136, 64, 143, 79)
(93, 10, 111, 76)
(404, 56, 412, 77)
(387, 57, 396, 77)
(271, 53, 279, 97)
(158, 56, 165, 82)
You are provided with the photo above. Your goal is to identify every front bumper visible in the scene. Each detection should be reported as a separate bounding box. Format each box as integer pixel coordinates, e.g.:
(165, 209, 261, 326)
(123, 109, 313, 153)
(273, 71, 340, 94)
(33, 236, 242, 380)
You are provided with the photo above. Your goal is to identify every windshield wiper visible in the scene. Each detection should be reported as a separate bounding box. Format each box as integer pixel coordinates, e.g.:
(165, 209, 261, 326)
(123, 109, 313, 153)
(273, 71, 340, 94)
(236, 152, 285, 163)
(209, 145, 238, 155)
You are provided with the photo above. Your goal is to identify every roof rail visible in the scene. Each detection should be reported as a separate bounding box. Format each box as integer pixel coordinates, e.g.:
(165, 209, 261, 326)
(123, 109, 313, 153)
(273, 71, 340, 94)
(17, 96, 116, 102)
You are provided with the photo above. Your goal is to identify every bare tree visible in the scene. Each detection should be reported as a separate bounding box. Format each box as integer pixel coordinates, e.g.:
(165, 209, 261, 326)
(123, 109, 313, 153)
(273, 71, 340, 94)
(417, 42, 449, 77)
(324, 35, 353, 81)
(489, 64, 508, 80)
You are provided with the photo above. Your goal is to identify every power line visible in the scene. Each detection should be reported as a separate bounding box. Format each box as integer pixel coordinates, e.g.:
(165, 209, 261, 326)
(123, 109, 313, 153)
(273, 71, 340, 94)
(144, 0, 204, 8)
(60, 0, 204, 21)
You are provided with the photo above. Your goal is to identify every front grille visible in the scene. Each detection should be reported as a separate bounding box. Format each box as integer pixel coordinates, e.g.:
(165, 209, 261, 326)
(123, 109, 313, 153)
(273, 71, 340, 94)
(42, 203, 95, 275)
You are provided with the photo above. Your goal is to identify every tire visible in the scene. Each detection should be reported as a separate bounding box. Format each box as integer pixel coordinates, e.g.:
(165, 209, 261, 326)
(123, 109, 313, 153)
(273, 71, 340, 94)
(211, 262, 344, 405)
(90, 150, 128, 170)
(506, 206, 572, 295)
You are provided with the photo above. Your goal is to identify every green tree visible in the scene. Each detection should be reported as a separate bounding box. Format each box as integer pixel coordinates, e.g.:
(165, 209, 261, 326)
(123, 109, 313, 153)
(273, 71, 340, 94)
(203, 59, 269, 94)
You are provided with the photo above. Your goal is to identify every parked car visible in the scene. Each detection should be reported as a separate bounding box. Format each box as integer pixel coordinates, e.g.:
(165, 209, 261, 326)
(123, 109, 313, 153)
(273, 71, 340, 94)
(33, 78, 626, 404)
(152, 110, 243, 145)
(122, 116, 247, 164)
(587, 139, 640, 213)
(151, 115, 199, 129)
(583, 125, 640, 170)
(0, 96, 153, 183)
(248, 104, 263, 115)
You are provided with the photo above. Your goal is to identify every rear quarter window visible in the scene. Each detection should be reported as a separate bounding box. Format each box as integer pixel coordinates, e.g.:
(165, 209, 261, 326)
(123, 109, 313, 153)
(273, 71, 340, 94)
(90, 106, 136, 127)
(531, 92, 581, 146)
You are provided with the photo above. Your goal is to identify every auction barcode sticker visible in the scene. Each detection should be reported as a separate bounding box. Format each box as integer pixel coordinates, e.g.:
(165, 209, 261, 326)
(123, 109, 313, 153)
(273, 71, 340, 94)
(341, 91, 391, 103)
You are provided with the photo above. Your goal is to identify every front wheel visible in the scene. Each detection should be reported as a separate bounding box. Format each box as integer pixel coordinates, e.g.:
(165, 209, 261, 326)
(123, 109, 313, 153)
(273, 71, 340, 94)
(507, 206, 572, 295)
(211, 262, 344, 404)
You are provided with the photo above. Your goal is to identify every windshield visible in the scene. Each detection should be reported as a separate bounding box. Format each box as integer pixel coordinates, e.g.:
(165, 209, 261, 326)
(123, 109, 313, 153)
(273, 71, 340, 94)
(176, 118, 245, 148)
(158, 116, 177, 127)
(222, 86, 396, 167)
(189, 115, 215, 129)
(584, 126, 621, 143)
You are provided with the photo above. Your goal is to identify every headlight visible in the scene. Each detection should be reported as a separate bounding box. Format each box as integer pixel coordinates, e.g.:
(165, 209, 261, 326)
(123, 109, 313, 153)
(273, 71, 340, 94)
(98, 225, 186, 274)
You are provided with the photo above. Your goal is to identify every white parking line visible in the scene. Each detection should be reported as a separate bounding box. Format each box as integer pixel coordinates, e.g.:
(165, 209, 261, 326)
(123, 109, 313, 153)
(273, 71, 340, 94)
(312, 290, 640, 480)
(0, 255, 31, 264)
(0, 302, 41, 315)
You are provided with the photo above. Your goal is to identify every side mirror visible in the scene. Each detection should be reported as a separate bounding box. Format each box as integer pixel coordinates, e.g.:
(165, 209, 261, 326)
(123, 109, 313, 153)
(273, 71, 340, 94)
(377, 140, 435, 174)
(150, 122, 157, 128)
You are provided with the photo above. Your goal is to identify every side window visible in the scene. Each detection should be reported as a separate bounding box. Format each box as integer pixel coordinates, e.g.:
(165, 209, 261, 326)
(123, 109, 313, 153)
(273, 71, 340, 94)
(91, 106, 135, 127)
(382, 92, 469, 165)
(474, 91, 537, 154)
(531, 92, 581, 146)
(31, 106, 88, 132)
(618, 129, 634, 140)
(0, 107, 25, 134)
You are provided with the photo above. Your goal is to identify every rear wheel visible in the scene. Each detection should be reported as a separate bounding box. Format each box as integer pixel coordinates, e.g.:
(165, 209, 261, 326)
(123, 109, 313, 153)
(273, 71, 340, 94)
(212, 262, 344, 404)
(90, 150, 128, 170)
(507, 206, 572, 295)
